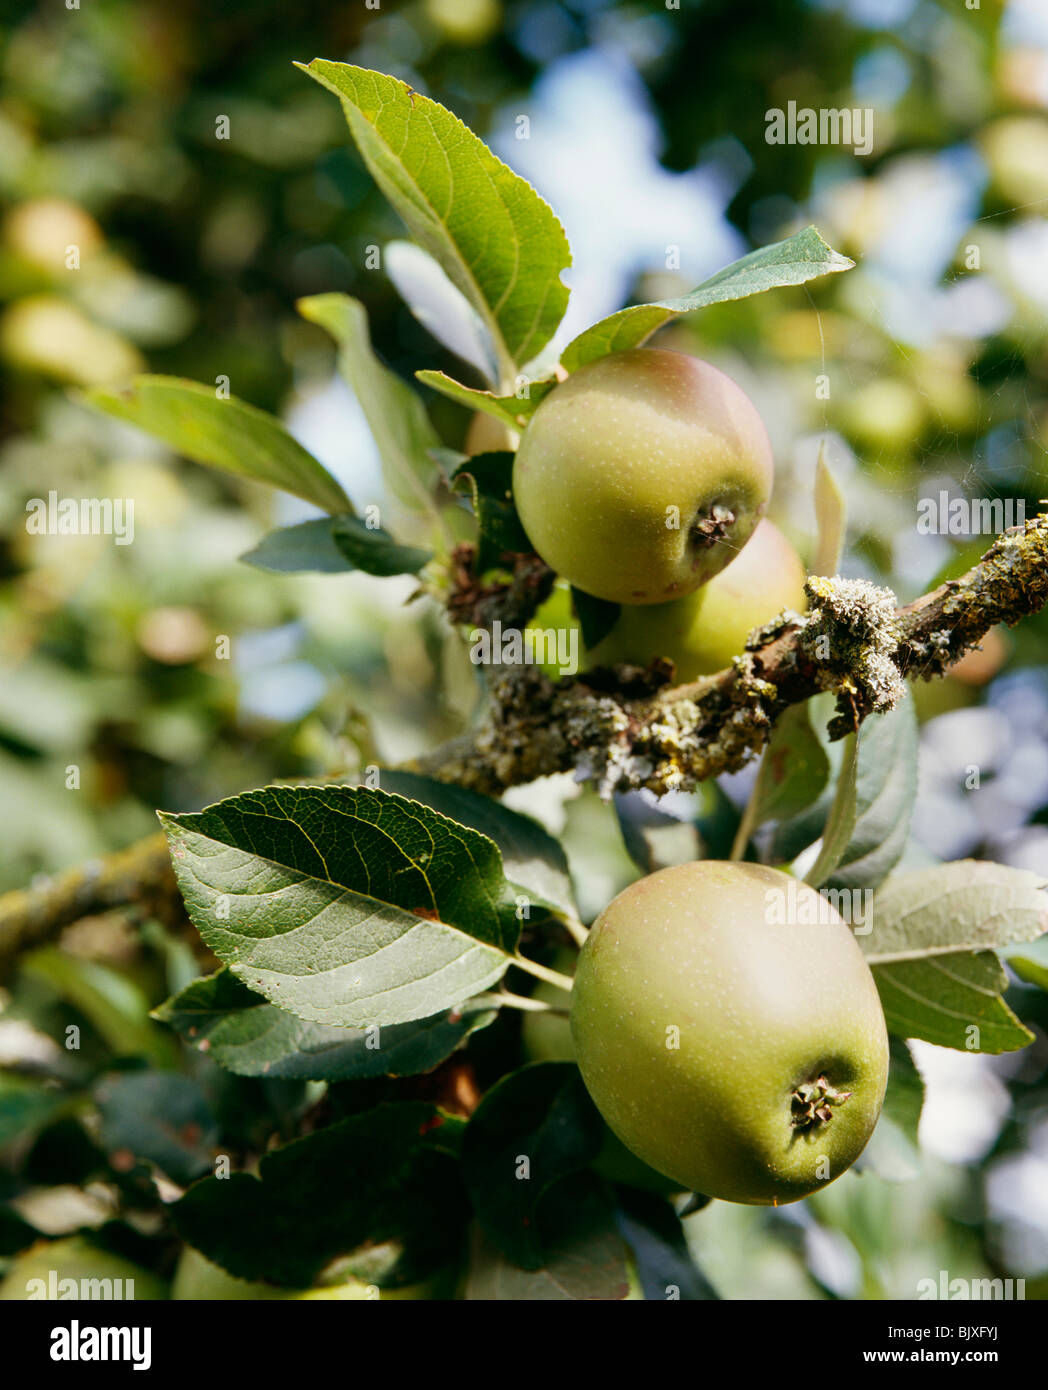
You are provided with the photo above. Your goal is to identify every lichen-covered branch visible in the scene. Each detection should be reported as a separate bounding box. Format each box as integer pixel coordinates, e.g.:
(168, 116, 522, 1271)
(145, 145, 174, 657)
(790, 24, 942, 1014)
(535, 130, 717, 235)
(413, 513, 1048, 796)
(445, 544, 554, 629)
(0, 833, 179, 980)
(1, 514, 1045, 971)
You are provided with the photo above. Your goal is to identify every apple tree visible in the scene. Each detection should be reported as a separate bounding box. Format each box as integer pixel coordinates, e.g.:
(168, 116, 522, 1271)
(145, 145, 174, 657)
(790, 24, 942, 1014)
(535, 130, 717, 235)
(1, 60, 1047, 1304)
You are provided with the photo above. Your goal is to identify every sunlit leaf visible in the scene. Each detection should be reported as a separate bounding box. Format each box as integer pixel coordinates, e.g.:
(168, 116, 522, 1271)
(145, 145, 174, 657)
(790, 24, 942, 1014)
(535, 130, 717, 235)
(84, 376, 351, 515)
(301, 61, 572, 378)
(160, 785, 523, 1028)
(560, 226, 852, 371)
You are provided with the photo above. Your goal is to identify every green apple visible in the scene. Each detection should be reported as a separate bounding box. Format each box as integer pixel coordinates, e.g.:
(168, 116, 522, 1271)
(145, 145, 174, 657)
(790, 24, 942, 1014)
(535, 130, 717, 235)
(587, 519, 806, 679)
(0, 1236, 168, 1300)
(512, 349, 774, 605)
(570, 861, 889, 1205)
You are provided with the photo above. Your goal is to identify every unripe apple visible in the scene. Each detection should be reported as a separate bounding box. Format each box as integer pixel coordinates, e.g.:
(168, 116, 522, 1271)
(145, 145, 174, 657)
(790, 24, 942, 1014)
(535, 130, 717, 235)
(512, 349, 774, 605)
(570, 861, 889, 1205)
(0, 1237, 168, 1300)
(587, 519, 806, 679)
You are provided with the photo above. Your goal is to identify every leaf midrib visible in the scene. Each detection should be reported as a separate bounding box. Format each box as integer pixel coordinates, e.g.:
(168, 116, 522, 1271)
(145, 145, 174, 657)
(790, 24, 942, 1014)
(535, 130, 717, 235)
(306, 62, 523, 383)
(167, 816, 514, 959)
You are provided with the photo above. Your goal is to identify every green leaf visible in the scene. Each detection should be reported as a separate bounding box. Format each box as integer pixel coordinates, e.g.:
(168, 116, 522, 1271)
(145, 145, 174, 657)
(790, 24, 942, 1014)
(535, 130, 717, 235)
(373, 769, 576, 917)
(241, 517, 358, 573)
(614, 791, 703, 875)
(159, 784, 522, 1029)
(431, 445, 469, 481)
(866, 861, 1047, 959)
(95, 1071, 217, 1186)
(573, 587, 621, 649)
(692, 781, 745, 861)
(560, 226, 853, 372)
(0, 1207, 39, 1257)
(154, 969, 498, 1081)
(802, 729, 859, 887)
(881, 1038, 925, 1146)
(863, 861, 1048, 1052)
(172, 1103, 467, 1287)
(812, 443, 846, 577)
(297, 293, 440, 518)
(613, 1187, 718, 1300)
(331, 516, 431, 576)
(1006, 933, 1048, 992)
(805, 700, 918, 891)
(769, 694, 842, 861)
(385, 239, 498, 381)
(874, 952, 1031, 1053)
(450, 451, 532, 570)
(0, 1073, 69, 1149)
(300, 61, 572, 378)
(22, 947, 177, 1067)
(24, 1118, 106, 1188)
(749, 703, 831, 831)
(463, 1173, 636, 1300)
(416, 369, 556, 427)
(83, 376, 351, 515)
(462, 1062, 605, 1268)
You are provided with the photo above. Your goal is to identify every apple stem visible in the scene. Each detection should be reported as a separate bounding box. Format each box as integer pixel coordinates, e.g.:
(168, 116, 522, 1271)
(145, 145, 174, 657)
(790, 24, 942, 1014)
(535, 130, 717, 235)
(497, 988, 570, 1016)
(561, 913, 589, 947)
(513, 955, 575, 993)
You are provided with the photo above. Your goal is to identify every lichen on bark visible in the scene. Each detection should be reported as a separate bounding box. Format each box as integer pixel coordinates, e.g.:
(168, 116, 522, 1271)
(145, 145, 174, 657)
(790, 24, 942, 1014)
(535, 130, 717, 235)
(414, 513, 1048, 798)
(2, 515, 1046, 964)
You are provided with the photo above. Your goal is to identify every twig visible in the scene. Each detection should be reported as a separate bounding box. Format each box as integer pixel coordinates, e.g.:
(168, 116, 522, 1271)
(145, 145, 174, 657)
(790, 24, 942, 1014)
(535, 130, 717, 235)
(1, 514, 1044, 974)
(411, 513, 1048, 798)
(0, 834, 179, 980)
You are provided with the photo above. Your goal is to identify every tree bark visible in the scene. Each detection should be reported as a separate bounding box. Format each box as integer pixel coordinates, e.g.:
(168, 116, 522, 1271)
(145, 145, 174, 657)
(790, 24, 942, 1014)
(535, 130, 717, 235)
(1, 513, 1045, 975)
(412, 513, 1048, 796)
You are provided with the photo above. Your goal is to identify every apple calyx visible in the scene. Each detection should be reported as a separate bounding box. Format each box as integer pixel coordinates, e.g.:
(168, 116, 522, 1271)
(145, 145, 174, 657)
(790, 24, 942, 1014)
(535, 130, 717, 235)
(690, 502, 736, 549)
(790, 1074, 853, 1131)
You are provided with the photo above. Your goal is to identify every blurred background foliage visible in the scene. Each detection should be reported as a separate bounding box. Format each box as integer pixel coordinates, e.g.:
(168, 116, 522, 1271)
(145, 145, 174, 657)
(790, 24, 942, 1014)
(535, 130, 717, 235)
(1, 0, 1047, 1299)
